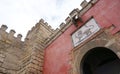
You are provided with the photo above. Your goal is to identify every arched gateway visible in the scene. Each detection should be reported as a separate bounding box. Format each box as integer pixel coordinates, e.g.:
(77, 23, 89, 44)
(81, 47, 120, 74)
(72, 29, 120, 74)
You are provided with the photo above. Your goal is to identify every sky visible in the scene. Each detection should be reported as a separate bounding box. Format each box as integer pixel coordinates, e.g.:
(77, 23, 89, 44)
(0, 0, 90, 40)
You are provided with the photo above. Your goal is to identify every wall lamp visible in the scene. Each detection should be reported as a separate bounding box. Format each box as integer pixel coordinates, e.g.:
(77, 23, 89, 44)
(72, 14, 83, 27)
(69, 8, 83, 27)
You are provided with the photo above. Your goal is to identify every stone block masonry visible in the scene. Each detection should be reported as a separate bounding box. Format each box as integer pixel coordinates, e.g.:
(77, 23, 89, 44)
(0, 19, 54, 74)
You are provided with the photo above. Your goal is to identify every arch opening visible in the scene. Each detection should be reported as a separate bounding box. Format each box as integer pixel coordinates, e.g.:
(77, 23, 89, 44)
(81, 47, 120, 74)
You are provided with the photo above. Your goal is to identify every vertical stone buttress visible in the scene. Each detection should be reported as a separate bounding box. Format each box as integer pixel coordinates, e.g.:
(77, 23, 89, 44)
(17, 19, 55, 74)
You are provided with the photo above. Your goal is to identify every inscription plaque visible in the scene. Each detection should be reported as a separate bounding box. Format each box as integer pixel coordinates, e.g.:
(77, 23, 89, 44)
(72, 18, 100, 47)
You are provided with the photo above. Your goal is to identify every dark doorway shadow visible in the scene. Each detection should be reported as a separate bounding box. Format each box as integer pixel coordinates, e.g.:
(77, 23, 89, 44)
(81, 47, 120, 74)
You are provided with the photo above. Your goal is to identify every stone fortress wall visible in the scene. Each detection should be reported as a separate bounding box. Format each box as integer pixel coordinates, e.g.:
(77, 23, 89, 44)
(0, 25, 24, 74)
(0, 19, 55, 74)
(0, 0, 99, 74)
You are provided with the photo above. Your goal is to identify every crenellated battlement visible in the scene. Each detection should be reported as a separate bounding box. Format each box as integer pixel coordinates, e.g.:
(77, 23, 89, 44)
(0, 25, 23, 44)
(26, 19, 55, 39)
(80, 0, 88, 8)
(25, 19, 57, 48)
(44, 0, 98, 46)
(0, 25, 8, 31)
(0, 0, 97, 46)
(39, 19, 54, 32)
(58, 0, 98, 30)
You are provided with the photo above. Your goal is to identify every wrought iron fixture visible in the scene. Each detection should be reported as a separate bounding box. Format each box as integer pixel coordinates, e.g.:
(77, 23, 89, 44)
(72, 14, 83, 27)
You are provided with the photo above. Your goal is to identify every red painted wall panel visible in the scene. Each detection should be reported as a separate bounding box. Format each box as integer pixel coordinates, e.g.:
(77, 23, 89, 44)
(43, 0, 120, 74)
(82, 0, 120, 32)
(43, 25, 76, 74)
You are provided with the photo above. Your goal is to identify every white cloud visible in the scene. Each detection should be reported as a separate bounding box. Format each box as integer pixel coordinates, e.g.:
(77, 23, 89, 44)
(0, 0, 88, 40)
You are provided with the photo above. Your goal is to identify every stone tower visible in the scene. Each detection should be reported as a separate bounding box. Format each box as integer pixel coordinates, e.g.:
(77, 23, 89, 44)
(18, 19, 55, 74)
(0, 19, 55, 74)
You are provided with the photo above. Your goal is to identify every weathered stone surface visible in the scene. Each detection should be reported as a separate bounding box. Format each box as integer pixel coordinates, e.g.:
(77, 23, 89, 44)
(0, 19, 52, 74)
